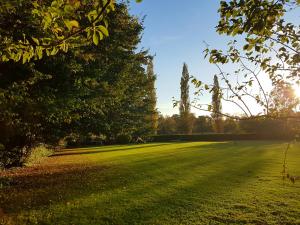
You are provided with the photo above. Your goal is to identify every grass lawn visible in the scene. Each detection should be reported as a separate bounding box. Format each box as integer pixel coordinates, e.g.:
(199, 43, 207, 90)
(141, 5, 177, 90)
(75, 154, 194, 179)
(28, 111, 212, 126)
(0, 141, 300, 225)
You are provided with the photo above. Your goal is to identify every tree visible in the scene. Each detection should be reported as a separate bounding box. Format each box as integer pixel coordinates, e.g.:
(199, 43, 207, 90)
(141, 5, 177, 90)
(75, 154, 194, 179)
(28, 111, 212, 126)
(269, 82, 299, 116)
(192, 0, 299, 121)
(192, 116, 213, 133)
(0, 0, 115, 63)
(157, 115, 177, 134)
(179, 63, 193, 134)
(213, 0, 300, 84)
(223, 118, 238, 133)
(145, 58, 158, 135)
(211, 75, 223, 133)
(0, 0, 143, 63)
(0, 3, 152, 168)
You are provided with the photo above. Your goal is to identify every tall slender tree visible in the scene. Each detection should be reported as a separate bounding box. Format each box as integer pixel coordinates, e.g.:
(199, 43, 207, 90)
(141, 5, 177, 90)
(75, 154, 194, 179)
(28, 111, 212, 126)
(146, 57, 159, 135)
(179, 63, 193, 134)
(211, 75, 223, 133)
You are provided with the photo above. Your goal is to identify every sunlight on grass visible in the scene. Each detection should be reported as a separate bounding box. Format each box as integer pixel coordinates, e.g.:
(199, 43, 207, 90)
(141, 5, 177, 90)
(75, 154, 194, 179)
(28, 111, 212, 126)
(1, 141, 300, 225)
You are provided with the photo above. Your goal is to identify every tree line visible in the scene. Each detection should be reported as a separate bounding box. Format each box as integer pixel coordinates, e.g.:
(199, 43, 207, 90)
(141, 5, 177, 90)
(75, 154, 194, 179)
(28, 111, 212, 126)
(158, 113, 300, 137)
(167, 62, 300, 136)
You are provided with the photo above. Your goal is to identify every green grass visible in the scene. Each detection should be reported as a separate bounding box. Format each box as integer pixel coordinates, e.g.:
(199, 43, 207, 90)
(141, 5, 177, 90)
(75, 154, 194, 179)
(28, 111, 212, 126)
(0, 141, 300, 225)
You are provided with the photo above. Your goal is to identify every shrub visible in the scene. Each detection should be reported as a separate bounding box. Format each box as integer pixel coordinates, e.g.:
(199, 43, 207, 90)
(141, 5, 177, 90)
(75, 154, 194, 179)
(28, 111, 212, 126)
(0, 146, 25, 168)
(116, 134, 132, 144)
(65, 135, 104, 147)
(0, 144, 52, 169)
(25, 145, 53, 166)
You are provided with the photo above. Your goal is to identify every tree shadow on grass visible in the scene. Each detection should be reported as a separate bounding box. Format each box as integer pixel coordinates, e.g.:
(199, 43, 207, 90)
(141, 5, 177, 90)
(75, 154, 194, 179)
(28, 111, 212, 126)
(50, 143, 174, 157)
(0, 141, 285, 224)
(47, 144, 268, 224)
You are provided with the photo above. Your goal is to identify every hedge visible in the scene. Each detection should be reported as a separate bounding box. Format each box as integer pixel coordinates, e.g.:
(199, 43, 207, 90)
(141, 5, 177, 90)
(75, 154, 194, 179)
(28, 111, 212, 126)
(151, 133, 294, 142)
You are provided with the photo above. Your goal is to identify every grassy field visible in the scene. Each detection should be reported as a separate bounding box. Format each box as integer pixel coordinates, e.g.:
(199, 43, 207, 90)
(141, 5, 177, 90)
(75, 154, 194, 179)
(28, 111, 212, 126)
(0, 141, 300, 225)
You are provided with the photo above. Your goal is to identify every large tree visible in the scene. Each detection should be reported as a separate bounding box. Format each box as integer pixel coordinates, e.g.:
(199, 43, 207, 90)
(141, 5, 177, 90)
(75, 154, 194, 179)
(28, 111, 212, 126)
(0, 0, 115, 63)
(0, 3, 152, 168)
(192, 0, 299, 120)
(0, 0, 143, 63)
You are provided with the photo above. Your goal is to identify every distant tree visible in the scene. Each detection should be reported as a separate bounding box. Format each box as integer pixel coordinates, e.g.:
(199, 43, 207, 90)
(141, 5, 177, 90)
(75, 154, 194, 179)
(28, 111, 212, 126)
(179, 63, 193, 134)
(269, 82, 299, 117)
(211, 75, 223, 133)
(157, 115, 177, 135)
(223, 118, 238, 133)
(192, 116, 213, 133)
(145, 58, 159, 135)
(238, 118, 294, 137)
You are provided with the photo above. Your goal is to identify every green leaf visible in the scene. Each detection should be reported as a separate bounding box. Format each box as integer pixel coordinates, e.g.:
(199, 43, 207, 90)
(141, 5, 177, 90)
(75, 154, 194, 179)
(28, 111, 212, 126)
(93, 32, 99, 45)
(98, 25, 109, 36)
(50, 48, 58, 55)
(32, 37, 40, 45)
(64, 5, 73, 13)
(37, 48, 43, 59)
(64, 20, 79, 31)
(97, 31, 104, 40)
(32, 1, 39, 8)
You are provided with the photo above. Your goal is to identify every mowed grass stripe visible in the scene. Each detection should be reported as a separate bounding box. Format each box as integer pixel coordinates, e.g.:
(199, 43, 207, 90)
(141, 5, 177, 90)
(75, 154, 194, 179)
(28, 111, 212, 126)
(0, 141, 299, 225)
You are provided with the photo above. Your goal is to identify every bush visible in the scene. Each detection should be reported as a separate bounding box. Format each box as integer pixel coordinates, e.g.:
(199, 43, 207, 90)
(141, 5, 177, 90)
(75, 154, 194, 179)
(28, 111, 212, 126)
(0, 144, 52, 169)
(151, 133, 293, 142)
(116, 134, 132, 144)
(0, 146, 25, 169)
(25, 145, 53, 166)
(65, 135, 104, 147)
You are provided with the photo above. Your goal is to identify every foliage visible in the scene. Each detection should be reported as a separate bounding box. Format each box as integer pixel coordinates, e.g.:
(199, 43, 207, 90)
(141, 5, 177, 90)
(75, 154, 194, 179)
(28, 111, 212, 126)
(179, 63, 194, 134)
(269, 82, 300, 116)
(157, 113, 299, 137)
(0, 0, 143, 63)
(211, 75, 223, 133)
(193, 116, 214, 133)
(145, 58, 159, 135)
(239, 117, 297, 136)
(25, 145, 53, 166)
(115, 134, 132, 144)
(0, 3, 153, 168)
(213, 0, 300, 84)
(157, 115, 178, 134)
(223, 118, 239, 133)
(192, 0, 300, 120)
(0, 0, 114, 63)
(151, 133, 293, 142)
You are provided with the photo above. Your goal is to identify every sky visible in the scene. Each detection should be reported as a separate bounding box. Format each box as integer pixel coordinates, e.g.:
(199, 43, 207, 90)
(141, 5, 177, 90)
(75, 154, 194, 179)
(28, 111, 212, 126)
(128, 0, 300, 116)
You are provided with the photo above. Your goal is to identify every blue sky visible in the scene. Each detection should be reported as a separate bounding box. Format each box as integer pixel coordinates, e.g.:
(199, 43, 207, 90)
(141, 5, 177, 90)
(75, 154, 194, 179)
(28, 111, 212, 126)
(129, 0, 233, 116)
(129, 1, 300, 116)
